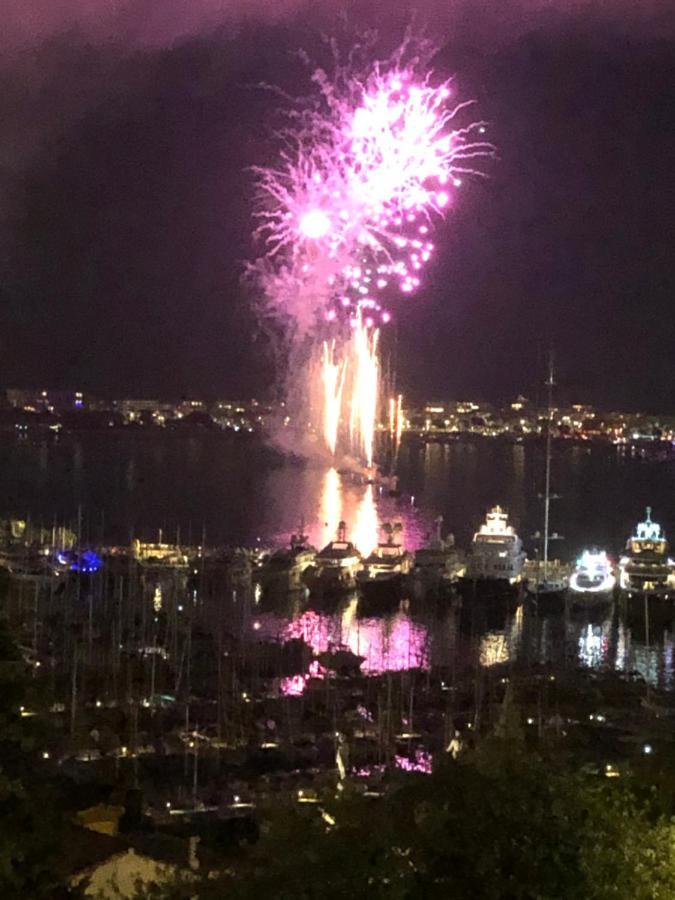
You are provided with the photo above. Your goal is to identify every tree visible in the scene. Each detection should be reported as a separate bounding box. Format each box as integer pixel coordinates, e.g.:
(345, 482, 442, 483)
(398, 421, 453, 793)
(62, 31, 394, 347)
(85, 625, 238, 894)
(0, 616, 66, 898)
(153, 740, 675, 899)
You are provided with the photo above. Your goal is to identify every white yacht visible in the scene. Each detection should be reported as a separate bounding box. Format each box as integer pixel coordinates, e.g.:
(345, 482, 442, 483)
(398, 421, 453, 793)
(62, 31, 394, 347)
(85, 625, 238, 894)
(465, 507, 525, 583)
(412, 517, 465, 597)
(619, 508, 674, 598)
(357, 523, 413, 593)
(257, 532, 316, 596)
(569, 549, 616, 596)
(312, 521, 362, 593)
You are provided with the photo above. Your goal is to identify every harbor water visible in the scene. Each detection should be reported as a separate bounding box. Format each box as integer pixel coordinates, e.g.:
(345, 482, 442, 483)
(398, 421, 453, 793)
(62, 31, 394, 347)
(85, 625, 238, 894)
(1, 431, 674, 689)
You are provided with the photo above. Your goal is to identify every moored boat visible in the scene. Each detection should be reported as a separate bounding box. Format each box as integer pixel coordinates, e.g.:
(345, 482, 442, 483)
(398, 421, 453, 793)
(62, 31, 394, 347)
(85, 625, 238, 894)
(256, 532, 316, 599)
(309, 521, 362, 595)
(619, 508, 674, 599)
(463, 506, 525, 589)
(411, 516, 464, 599)
(568, 549, 616, 607)
(357, 522, 413, 608)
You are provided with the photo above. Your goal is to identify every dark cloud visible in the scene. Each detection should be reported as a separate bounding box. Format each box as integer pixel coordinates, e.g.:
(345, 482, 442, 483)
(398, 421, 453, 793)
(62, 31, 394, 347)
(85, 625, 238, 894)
(3, 0, 673, 52)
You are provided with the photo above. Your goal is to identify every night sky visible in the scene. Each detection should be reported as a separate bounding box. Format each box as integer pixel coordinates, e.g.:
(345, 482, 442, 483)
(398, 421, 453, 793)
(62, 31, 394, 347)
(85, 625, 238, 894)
(0, 2, 673, 409)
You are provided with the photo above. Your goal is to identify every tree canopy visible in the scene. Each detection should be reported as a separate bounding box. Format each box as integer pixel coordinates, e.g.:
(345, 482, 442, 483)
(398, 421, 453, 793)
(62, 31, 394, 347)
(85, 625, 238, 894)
(157, 739, 675, 900)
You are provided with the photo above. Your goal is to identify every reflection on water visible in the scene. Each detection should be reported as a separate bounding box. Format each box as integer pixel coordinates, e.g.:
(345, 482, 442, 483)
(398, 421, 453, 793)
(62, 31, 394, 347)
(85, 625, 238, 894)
(577, 620, 612, 668)
(480, 605, 523, 667)
(281, 465, 428, 555)
(254, 594, 675, 694)
(319, 467, 342, 549)
(353, 485, 379, 557)
(3, 435, 675, 688)
(255, 600, 430, 695)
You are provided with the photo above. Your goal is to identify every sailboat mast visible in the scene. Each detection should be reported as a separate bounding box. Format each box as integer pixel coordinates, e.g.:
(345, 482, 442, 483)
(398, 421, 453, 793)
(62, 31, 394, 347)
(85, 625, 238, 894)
(542, 356, 555, 580)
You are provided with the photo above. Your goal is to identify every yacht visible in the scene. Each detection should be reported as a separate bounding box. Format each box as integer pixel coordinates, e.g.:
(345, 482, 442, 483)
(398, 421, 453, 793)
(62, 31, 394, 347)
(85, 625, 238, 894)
(465, 506, 525, 584)
(523, 558, 571, 596)
(311, 521, 362, 593)
(619, 508, 674, 598)
(256, 532, 316, 597)
(412, 517, 464, 598)
(357, 522, 413, 602)
(569, 549, 616, 597)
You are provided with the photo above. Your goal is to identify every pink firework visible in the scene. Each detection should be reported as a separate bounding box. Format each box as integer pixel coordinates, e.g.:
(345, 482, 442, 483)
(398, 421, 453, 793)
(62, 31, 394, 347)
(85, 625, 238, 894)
(255, 44, 493, 321)
(253, 38, 493, 464)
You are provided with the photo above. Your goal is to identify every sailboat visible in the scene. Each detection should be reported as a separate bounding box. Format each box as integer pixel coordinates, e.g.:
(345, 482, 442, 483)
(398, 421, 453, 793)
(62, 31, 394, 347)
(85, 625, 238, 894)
(524, 357, 571, 600)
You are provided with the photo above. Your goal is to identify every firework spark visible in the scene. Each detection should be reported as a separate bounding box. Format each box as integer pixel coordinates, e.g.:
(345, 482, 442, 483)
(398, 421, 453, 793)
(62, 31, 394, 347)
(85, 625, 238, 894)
(254, 37, 493, 464)
(347, 309, 380, 468)
(321, 340, 346, 455)
(389, 393, 404, 453)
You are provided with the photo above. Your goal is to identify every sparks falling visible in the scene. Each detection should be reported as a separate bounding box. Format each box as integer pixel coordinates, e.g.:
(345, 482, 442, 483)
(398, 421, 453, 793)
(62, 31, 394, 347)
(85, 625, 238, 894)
(254, 36, 493, 466)
(347, 310, 380, 468)
(321, 340, 346, 456)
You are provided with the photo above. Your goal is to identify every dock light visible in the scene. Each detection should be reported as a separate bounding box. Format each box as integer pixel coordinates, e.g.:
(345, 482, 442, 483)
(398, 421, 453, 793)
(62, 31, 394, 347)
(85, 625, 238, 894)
(166, 801, 171, 809)
(644, 744, 653, 755)
(42, 751, 50, 760)
(527, 717, 535, 725)
(96, 700, 102, 708)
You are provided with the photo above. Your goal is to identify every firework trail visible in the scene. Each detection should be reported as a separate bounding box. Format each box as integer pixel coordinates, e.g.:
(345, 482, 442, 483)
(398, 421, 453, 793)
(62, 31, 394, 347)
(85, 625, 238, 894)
(254, 35, 493, 466)
(321, 340, 346, 456)
(347, 309, 380, 467)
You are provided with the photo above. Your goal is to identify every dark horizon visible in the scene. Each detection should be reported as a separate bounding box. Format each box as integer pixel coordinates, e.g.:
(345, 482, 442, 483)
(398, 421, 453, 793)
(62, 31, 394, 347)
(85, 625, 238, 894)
(0, 6, 673, 411)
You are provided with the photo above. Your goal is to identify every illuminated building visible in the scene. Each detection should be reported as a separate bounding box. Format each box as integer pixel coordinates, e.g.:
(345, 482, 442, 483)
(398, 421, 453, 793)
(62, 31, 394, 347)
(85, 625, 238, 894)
(6, 388, 85, 413)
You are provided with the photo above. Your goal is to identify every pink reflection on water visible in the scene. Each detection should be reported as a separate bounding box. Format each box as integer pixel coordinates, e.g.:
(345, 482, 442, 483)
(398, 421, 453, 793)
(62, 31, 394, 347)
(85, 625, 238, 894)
(352, 484, 379, 556)
(280, 659, 326, 696)
(319, 467, 342, 549)
(256, 604, 429, 690)
(280, 674, 307, 696)
(345, 612, 429, 674)
(268, 467, 429, 553)
(394, 749, 433, 774)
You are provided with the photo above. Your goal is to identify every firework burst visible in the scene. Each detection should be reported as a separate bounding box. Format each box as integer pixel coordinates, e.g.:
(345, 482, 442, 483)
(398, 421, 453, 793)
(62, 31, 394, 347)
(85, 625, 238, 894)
(254, 36, 493, 465)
